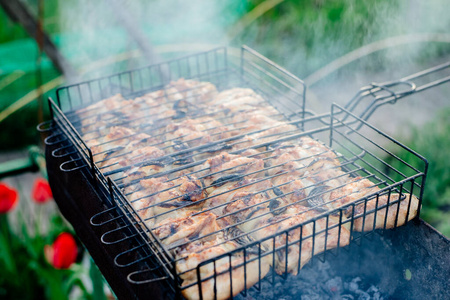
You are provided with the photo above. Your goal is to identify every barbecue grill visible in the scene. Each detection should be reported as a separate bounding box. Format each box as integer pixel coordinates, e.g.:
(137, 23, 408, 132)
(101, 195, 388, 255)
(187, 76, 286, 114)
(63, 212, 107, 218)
(39, 46, 450, 299)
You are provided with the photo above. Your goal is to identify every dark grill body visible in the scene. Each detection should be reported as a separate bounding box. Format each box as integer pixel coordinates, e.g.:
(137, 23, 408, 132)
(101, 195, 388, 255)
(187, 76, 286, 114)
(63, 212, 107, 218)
(41, 46, 450, 299)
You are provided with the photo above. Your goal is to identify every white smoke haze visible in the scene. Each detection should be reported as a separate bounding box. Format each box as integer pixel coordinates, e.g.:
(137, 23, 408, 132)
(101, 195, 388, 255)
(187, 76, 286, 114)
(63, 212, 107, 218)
(56, 0, 242, 80)
(55, 0, 450, 72)
(55, 0, 449, 134)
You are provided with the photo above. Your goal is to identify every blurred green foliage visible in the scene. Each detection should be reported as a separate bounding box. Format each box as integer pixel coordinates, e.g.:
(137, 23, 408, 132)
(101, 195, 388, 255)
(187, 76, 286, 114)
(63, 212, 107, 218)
(236, 0, 450, 77)
(236, 0, 397, 75)
(385, 108, 450, 236)
(0, 10, 27, 44)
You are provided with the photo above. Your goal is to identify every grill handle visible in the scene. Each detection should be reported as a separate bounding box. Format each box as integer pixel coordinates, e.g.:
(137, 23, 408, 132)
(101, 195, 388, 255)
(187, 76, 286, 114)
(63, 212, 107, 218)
(344, 61, 450, 122)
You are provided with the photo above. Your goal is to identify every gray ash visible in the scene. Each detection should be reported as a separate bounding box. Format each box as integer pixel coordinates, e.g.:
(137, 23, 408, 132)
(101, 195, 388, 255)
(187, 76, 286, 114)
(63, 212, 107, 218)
(235, 260, 385, 300)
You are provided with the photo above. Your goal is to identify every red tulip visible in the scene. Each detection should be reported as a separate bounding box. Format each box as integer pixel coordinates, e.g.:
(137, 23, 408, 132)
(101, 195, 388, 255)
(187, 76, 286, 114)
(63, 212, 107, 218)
(32, 178, 53, 204)
(0, 182, 19, 214)
(45, 232, 78, 269)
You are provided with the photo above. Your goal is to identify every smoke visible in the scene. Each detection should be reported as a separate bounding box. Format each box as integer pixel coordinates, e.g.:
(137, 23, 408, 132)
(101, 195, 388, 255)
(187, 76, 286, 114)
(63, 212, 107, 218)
(55, 0, 450, 127)
(55, 0, 450, 75)
(56, 0, 243, 81)
(232, 0, 450, 80)
(226, 0, 450, 135)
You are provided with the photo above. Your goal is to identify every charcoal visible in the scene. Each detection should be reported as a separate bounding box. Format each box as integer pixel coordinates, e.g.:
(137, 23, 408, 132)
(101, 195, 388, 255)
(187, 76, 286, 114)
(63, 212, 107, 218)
(235, 261, 387, 300)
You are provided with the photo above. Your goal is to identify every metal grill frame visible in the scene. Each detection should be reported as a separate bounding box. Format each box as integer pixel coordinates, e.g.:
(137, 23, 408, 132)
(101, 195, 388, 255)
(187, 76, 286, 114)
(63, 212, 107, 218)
(40, 46, 446, 300)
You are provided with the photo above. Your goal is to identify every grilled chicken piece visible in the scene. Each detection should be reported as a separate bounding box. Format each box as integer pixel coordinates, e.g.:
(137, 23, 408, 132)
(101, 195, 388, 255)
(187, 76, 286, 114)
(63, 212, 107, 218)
(116, 146, 167, 183)
(304, 161, 351, 188)
(270, 157, 348, 210)
(165, 79, 218, 105)
(165, 117, 233, 149)
(326, 176, 420, 231)
(82, 114, 139, 143)
(271, 170, 352, 213)
(79, 94, 162, 138)
(127, 175, 206, 226)
(265, 141, 345, 212)
(80, 91, 176, 142)
(82, 117, 121, 140)
(176, 234, 272, 300)
(196, 152, 265, 190)
(238, 148, 265, 159)
(88, 127, 155, 174)
(232, 122, 298, 152)
(92, 136, 162, 170)
(271, 170, 308, 204)
(231, 108, 283, 125)
(219, 184, 350, 276)
(209, 88, 280, 125)
(88, 126, 151, 149)
(118, 146, 166, 167)
(127, 97, 176, 126)
(210, 88, 264, 107)
(352, 192, 420, 231)
(222, 191, 273, 233)
(204, 178, 270, 220)
(152, 211, 221, 249)
(267, 140, 338, 176)
(78, 94, 127, 126)
(328, 176, 378, 209)
(250, 204, 350, 275)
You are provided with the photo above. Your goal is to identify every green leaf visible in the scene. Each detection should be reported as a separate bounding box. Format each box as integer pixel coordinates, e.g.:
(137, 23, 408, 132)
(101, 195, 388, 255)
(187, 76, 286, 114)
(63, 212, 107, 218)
(0, 215, 18, 277)
(90, 261, 107, 300)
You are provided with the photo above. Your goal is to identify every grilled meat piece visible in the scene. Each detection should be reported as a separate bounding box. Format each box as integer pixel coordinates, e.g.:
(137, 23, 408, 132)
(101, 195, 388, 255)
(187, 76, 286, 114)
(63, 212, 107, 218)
(352, 192, 419, 231)
(88, 126, 158, 177)
(153, 211, 221, 249)
(165, 78, 218, 105)
(78, 94, 128, 128)
(127, 175, 206, 226)
(79, 94, 169, 139)
(231, 108, 283, 125)
(210, 88, 264, 107)
(88, 126, 150, 149)
(217, 180, 350, 276)
(175, 234, 272, 300)
(165, 117, 233, 150)
(204, 178, 270, 221)
(271, 170, 308, 204)
(232, 122, 299, 152)
(196, 152, 265, 189)
(130, 92, 177, 124)
(327, 176, 420, 231)
(267, 140, 338, 176)
(117, 147, 167, 182)
(118, 146, 166, 168)
(222, 191, 274, 233)
(250, 204, 350, 275)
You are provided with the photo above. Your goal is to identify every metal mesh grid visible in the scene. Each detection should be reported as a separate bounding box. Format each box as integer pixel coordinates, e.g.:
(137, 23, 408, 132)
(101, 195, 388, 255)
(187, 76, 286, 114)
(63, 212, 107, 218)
(43, 46, 435, 300)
